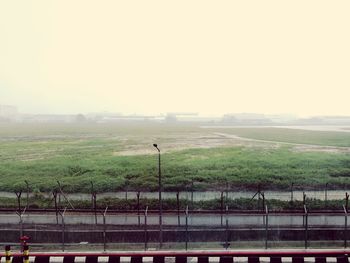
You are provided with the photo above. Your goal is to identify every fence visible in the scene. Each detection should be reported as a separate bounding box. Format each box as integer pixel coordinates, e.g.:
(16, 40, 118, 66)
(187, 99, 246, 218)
(0, 204, 350, 250)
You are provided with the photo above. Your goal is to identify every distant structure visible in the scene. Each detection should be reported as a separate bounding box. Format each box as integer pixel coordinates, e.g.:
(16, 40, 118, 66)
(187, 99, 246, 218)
(0, 105, 18, 121)
(222, 113, 272, 125)
(294, 116, 350, 125)
(165, 112, 198, 122)
(19, 114, 76, 123)
(90, 114, 159, 123)
(2, 107, 350, 126)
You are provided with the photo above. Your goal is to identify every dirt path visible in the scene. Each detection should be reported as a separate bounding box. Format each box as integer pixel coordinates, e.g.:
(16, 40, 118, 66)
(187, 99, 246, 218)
(214, 132, 350, 153)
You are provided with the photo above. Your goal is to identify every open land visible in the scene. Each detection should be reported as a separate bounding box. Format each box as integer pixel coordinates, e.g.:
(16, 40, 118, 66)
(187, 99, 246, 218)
(1, 123, 350, 193)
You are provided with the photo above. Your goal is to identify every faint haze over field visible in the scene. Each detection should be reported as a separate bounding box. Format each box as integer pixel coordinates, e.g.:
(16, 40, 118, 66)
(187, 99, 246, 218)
(0, 1, 349, 117)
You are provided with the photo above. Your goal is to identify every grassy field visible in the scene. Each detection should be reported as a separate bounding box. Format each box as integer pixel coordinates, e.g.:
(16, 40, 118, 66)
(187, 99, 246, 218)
(1, 123, 350, 193)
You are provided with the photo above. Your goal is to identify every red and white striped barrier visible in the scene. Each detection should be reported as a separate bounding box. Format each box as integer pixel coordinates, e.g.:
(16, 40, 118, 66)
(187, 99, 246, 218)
(1, 248, 350, 263)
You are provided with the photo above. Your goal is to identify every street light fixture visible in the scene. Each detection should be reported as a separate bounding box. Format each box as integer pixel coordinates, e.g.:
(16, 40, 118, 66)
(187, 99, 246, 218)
(153, 143, 163, 248)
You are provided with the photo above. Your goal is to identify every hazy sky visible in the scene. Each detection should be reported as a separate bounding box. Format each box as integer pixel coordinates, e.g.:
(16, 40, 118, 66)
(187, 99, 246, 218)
(1, 1, 349, 116)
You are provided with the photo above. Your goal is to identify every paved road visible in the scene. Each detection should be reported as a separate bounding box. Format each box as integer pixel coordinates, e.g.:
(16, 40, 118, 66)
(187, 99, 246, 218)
(0, 212, 347, 227)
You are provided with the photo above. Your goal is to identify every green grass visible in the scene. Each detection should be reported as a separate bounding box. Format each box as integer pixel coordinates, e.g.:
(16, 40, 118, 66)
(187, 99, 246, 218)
(0, 195, 344, 211)
(1, 123, 350, 193)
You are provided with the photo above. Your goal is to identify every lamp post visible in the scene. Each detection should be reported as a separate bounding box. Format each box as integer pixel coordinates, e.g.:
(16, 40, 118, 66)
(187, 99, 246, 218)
(153, 143, 162, 248)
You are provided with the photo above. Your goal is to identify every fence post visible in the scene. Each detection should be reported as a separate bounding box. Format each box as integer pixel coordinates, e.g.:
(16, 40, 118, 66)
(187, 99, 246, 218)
(94, 193, 97, 225)
(177, 191, 180, 226)
(16, 207, 26, 239)
(291, 183, 294, 202)
(59, 207, 67, 252)
(185, 205, 189, 251)
(262, 193, 265, 212)
(303, 193, 307, 226)
(93, 193, 97, 225)
(103, 206, 108, 252)
(144, 206, 148, 251)
(346, 192, 349, 212)
(265, 205, 269, 249)
(191, 179, 194, 209)
(17, 212, 22, 238)
(304, 205, 308, 249)
(221, 192, 224, 227)
(225, 205, 230, 250)
(136, 191, 140, 226)
(344, 205, 348, 248)
(53, 190, 59, 224)
(91, 181, 97, 225)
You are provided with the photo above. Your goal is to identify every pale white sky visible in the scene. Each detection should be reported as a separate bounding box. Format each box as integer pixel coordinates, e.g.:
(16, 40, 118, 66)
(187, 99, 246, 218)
(0, 1, 349, 116)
